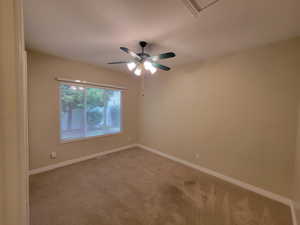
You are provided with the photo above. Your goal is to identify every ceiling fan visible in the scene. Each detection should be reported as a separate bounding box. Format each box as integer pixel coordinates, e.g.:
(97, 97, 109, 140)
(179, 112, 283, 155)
(108, 41, 176, 76)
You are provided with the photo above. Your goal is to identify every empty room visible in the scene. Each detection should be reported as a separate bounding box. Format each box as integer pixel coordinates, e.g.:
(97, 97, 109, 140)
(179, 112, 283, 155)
(1, 0, 300, 225)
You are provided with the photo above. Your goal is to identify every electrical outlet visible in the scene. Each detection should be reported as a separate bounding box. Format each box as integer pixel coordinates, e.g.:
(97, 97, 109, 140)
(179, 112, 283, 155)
(50, 152, 57, 159)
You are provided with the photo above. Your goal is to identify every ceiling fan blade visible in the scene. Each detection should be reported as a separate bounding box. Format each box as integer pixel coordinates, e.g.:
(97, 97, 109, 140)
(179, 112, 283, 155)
(108, 61, 129, 64)
(150, 52, 176, 61)
(151, 62, 171, 71)
(120, 47, 142, 61)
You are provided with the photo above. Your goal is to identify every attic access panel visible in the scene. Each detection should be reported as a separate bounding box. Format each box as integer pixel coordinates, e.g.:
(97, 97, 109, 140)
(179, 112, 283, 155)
(181, 0, 220, 16)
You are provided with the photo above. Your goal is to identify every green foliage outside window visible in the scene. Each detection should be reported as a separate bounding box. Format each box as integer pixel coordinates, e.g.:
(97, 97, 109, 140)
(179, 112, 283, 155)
(60, 85, 114, 130)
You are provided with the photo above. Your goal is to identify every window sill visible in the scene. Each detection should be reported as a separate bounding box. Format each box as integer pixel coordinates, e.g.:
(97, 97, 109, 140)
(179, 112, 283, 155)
(59, 131, 122, 144)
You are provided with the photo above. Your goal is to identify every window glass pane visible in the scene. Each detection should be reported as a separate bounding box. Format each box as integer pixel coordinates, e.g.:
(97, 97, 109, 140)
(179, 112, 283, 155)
(60, 84, 85, 140)
(86, 88, 121, 137)
(60, 83, 121, 141)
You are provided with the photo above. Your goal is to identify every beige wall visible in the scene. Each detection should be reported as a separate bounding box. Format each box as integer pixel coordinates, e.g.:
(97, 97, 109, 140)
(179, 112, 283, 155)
(139, 38, 300, 198)
(28, 51, 140, 169)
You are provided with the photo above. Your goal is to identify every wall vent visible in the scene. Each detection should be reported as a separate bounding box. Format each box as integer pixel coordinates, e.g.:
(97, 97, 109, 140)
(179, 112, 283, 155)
(181, 0, 220, 17)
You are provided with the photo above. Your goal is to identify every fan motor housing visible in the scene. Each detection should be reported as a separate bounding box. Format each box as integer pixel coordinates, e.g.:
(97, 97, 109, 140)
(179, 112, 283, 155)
(139, 41, 147, 48)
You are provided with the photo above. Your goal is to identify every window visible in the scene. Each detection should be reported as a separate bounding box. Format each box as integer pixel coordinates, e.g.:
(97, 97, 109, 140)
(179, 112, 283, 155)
(60, 83, 122, 141)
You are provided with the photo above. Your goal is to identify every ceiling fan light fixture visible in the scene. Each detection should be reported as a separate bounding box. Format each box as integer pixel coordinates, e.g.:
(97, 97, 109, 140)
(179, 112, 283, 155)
(152, 56, 159, 61)
(109, 41, 175, 75)
(134, 66, 142, 76)
(127, 62, 136, 71)
(144, 61, 157, 74)
(144, 61, 152, 71)
(150, 66, 157, 74)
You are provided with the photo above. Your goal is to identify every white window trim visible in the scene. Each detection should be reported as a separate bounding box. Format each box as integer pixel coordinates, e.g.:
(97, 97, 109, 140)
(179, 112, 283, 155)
(58, 81, 124, 144)
(55, 77, 128, 90)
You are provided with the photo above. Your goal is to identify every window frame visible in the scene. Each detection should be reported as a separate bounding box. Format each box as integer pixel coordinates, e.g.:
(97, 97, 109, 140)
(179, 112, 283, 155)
(58, 82, 123, 144)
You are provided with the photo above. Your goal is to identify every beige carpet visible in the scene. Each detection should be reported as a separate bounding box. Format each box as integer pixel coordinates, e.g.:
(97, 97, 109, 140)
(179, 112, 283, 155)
(30, 147, 292, 225)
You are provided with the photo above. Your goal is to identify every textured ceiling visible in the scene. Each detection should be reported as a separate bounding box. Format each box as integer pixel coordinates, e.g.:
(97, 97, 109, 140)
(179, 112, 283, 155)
(24, 0, 300, 73)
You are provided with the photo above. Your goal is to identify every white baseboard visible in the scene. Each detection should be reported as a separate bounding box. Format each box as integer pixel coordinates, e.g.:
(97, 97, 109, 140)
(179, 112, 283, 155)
(136, 144, 291, 206)
(29, 144, 136, 175)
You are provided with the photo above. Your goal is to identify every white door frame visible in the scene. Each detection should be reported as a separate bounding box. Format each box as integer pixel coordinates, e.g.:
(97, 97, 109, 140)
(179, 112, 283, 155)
(16, 1, 30, 224)
(0, 0, 29, 224)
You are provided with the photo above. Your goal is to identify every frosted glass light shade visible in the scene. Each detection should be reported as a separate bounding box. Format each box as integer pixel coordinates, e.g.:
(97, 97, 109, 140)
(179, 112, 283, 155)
(127, 62, 136, 71)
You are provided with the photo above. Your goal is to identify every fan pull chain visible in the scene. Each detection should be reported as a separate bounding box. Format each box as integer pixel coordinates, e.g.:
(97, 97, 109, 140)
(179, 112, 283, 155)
(141, 74, 145, 96)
